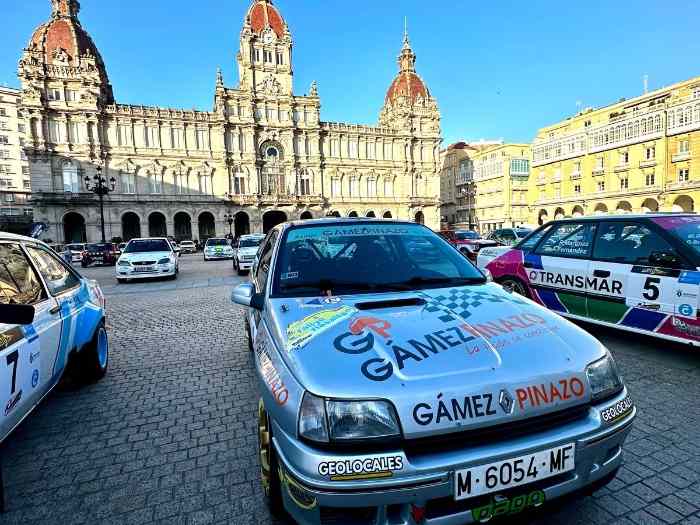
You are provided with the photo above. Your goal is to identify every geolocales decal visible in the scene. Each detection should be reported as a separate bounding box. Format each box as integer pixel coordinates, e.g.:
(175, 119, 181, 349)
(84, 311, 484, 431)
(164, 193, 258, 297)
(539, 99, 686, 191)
(318, 455, 404, 481)
(600, 396, 633, 424)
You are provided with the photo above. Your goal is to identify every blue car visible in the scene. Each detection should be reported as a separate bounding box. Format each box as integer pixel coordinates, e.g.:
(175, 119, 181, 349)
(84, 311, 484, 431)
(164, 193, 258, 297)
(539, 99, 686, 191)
(0, 233, 108, 444)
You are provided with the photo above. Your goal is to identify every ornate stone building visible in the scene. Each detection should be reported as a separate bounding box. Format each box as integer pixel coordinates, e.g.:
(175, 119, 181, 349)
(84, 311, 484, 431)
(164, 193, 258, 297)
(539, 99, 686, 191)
(19, 0, 442, 243)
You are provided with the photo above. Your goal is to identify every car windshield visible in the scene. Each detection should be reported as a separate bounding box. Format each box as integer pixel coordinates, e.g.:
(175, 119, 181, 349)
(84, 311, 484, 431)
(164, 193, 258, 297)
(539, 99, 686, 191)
(124, 239, 171, 253)
(207, 239, 229, 247)
(455, 231, 479, 240)
(87, 243, 111, 252)
(273, 223, 486, 297)
(515, 229, 533, 238)
(239, 238, 262, 248)
(652, 216, 700, 257)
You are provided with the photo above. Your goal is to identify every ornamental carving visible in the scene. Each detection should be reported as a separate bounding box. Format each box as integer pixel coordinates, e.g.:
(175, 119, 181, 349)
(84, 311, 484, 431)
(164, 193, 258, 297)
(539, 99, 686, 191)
(256, 75, 282, 95)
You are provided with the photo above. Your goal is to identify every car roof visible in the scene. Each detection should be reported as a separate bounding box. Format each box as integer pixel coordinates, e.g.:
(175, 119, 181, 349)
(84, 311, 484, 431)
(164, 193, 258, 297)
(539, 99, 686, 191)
(547, 213, 696, 223)
(284, 217, 417, 230)
(128, 237, 169, 241)
(0, 232, 50, 244)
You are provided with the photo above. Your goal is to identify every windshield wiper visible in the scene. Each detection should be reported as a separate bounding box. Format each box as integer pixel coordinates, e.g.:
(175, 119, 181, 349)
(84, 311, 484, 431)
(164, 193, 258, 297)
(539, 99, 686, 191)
(383, 276, 486, 290)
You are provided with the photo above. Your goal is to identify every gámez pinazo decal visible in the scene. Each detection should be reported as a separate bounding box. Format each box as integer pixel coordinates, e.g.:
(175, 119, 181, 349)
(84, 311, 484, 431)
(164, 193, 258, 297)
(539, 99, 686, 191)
(515, 377, 585, 410)
(461, 313, 548, 340)
(471, 489, 545, 522)
(600, 396, 633, 424)
(528, 270, 623, 295)
(333, 317, 479, 382)
(412, 392, 500, 426)
(318, 455, 404, 481)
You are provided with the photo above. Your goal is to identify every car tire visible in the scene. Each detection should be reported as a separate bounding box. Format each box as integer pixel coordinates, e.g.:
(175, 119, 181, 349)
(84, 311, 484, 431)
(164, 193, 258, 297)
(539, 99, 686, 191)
(499, 277, 530, 298)
(258, 399, 284, 517)
(78, 321, 109, 383)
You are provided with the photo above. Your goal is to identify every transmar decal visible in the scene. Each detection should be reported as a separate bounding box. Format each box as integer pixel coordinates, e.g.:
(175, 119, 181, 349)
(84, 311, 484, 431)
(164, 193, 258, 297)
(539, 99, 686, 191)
(528, 270, 623, 295)
(287, 305, 356, 350)
(318, 455, 404, 481)
(515, 377, 586, 410)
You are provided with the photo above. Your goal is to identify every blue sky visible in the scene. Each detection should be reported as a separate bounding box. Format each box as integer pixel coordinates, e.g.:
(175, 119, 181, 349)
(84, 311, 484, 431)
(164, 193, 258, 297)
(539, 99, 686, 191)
(3, 1, 699, 145)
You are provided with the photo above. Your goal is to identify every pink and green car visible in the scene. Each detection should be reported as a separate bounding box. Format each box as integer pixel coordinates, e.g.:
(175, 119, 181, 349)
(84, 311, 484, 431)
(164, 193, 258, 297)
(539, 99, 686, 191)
(481, 214, 700, 345)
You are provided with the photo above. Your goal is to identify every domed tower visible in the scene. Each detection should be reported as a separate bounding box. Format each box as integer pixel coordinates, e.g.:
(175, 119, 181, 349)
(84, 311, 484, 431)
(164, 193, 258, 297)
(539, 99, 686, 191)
(238, 0, 293, 96)
(19, 0, 113, 109)
(379, 26, 440, 137)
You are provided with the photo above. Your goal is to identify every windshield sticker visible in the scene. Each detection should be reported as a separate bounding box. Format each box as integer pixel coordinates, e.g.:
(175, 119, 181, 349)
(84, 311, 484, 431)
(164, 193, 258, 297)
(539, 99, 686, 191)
(287, 225, 429, 243)
(472, 490, 545, 522)
(318, 455, 404, 481)
(281, 272, 299, 280)
(600, 396, 633, 424)
(287, 305, 357, 350)
(514, 377, 586, 410)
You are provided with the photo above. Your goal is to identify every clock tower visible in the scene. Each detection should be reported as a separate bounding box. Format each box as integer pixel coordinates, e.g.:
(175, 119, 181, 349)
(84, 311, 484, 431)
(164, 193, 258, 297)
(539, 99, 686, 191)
(238, 0, 293, 96)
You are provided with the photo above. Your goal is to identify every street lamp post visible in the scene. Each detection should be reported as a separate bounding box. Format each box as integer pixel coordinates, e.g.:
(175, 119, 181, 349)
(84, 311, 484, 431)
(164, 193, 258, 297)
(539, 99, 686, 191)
(84, 165, 116, 243)
(224, 213, 235, 239)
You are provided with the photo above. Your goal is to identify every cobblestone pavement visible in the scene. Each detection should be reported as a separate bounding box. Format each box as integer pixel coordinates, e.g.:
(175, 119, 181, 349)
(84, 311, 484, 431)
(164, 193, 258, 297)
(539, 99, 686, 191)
(2, 256, 700, 525)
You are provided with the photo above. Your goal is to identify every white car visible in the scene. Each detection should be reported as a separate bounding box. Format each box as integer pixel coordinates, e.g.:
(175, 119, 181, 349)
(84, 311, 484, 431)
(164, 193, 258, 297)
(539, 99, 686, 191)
(0, 233, 109, 444)
(233, 234, 265, 275)
(179, 240, 196, 254)
(65, 243, 86, 263)
(203, 238, 234, 261)
(477, 245, 513, 270)
(116, 238, 179, 283)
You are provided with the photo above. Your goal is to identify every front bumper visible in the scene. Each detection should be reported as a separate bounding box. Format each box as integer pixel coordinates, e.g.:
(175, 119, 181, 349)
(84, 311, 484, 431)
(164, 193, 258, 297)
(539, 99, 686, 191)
(237, 258, 255, 270)
(116, 264, 176, 279)
(205, 252, 234, 259)
(272, 390, 635, 525)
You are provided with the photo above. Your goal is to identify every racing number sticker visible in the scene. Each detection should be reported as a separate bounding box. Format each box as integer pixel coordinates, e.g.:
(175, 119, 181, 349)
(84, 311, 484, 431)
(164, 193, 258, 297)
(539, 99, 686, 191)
(1, 333, 40, 421)
(642, 277, 661, 301)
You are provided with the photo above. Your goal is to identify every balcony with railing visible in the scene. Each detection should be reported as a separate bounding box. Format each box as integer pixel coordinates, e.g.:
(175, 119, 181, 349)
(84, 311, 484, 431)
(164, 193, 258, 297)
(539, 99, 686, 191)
(672, 151, 691, 163)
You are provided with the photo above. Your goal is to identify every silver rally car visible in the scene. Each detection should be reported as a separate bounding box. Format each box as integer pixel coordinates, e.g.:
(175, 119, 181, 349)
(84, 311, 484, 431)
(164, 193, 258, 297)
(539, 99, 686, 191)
(231, 219, 635, 525)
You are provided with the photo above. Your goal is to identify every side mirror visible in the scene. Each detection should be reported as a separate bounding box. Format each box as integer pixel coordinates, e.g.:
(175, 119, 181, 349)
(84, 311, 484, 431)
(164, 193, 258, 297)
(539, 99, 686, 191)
(649, 250, 682, 269)
(231, 283, 264, 310)
(0, 304, 35, 325)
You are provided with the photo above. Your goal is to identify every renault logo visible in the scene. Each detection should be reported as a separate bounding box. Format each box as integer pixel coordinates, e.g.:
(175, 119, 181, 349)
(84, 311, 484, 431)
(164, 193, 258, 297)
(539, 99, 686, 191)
(499, 389, 514, 414)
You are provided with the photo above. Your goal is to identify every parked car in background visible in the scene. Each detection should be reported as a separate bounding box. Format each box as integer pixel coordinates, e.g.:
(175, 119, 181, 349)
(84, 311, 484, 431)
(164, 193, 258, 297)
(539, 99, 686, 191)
(231, 218, 634, 524)
(0, 232, 109, 444)
(486, 214, 700, 346)
(233, 234, 265, 275)
(179, 240, 196, 254)
(65, 243, 86, 263)
(486, 227, 533, 247)
(440, 229, 498, 261)
(81, 243, 120, 267)
(116, 238, 179, 283)
(118, 243, 127, 253)
(48, 244, 64, 254)
(204, 238, 234, 261)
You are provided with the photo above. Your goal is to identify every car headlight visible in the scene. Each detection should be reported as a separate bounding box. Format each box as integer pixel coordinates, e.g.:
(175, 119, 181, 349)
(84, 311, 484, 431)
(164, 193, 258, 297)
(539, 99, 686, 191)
(117, 259, 131, 266)
(586, 352, 623, 402)
(299, 392, 401, 444)
(158, 257, 171, 264)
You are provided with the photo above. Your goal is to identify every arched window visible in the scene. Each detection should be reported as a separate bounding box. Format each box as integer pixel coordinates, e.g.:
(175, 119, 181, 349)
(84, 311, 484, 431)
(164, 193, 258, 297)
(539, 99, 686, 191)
(62, 161, 79, 193)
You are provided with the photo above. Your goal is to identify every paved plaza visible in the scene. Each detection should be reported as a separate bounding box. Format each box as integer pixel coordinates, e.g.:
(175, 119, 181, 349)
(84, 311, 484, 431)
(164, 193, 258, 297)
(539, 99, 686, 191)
(1, 256, 699, 525)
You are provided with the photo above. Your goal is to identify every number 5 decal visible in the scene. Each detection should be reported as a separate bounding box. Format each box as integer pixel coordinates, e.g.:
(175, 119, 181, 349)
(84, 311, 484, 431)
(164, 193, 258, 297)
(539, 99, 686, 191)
(643, 277, 661, 301)
(6, 349, 18, 395)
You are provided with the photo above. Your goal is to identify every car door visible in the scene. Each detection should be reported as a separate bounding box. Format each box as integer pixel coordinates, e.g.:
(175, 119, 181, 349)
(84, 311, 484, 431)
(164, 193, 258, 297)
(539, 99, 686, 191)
(0, 242, 62, 442)
(590, 221, 693, 331)
(529, 221, 597, 317)
(24, 245, 86, 380)
(249, 231, 278, 342)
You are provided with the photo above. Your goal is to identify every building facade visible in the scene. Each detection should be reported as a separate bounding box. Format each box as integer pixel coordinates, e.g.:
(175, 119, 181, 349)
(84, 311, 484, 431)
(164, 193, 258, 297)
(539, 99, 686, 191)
(530, 75, 700, 225)
(19, 0, 442, 243)
(472, 143, 531, 232)
(0, 86, 32, 233)
(439, 142, 474, 227)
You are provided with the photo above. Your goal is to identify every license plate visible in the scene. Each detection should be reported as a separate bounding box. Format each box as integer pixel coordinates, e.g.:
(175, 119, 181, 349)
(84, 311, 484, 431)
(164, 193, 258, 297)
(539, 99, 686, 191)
(454, 443, 575, 500)
(134, 266, 155, 273)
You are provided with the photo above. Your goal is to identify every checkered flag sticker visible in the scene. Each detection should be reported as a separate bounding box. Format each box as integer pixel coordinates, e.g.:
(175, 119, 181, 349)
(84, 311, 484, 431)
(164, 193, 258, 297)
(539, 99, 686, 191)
(420, 288, 527, 323)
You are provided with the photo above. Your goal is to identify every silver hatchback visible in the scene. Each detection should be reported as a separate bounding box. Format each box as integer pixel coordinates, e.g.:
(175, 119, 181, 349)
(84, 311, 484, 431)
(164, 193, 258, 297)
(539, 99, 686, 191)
(231, 219, 635, 525)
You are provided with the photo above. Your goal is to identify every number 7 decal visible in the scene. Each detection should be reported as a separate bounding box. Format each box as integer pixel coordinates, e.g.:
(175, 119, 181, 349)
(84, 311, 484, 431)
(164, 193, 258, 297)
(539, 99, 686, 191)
(6, 350, 18, 395)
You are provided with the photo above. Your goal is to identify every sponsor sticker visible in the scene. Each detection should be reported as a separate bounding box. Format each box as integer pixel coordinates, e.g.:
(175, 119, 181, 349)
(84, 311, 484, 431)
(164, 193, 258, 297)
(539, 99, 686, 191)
(528, 270, 623, 296)
(678, 303, 695, 317)
(600, 396, 633, 424)
(679, 271, 700, 285)
(412, 391, 501, 426)
(514, 377, 586, 410)
(471, 490, 545, 522)
(318, 455, 404, 481)
(671, 317, 700, 338)
(287, 306, 357, 350)
(301, 296, 342, 307)
(281, 272, 299, 280)
(31, 369, 39, 388)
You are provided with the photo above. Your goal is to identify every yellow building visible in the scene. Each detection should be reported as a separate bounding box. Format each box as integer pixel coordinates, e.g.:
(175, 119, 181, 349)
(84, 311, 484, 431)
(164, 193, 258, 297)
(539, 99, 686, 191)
(473, 143, 531, 232)
(530, 75, 700, 225)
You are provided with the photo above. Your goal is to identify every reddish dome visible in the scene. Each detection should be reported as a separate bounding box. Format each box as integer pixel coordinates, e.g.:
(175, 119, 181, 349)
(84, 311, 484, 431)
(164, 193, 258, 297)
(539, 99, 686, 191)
(248, 1, 286, 38)
(386, 71, 429, 105)
(28, 14, 104, 68)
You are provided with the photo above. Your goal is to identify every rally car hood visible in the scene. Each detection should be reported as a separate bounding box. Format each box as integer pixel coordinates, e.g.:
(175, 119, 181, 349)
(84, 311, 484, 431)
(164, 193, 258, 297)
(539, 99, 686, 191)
(119, 251, 172, 263)
(267, 283, 604, 438)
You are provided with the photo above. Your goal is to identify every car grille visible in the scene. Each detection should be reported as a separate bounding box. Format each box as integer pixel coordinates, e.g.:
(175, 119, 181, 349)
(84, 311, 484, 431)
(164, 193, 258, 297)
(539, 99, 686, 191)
(242, 255, 255, 261)
(320, 507, 376, 525)
(132, 261, 156, 266)
(403, 404, 590, 457)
